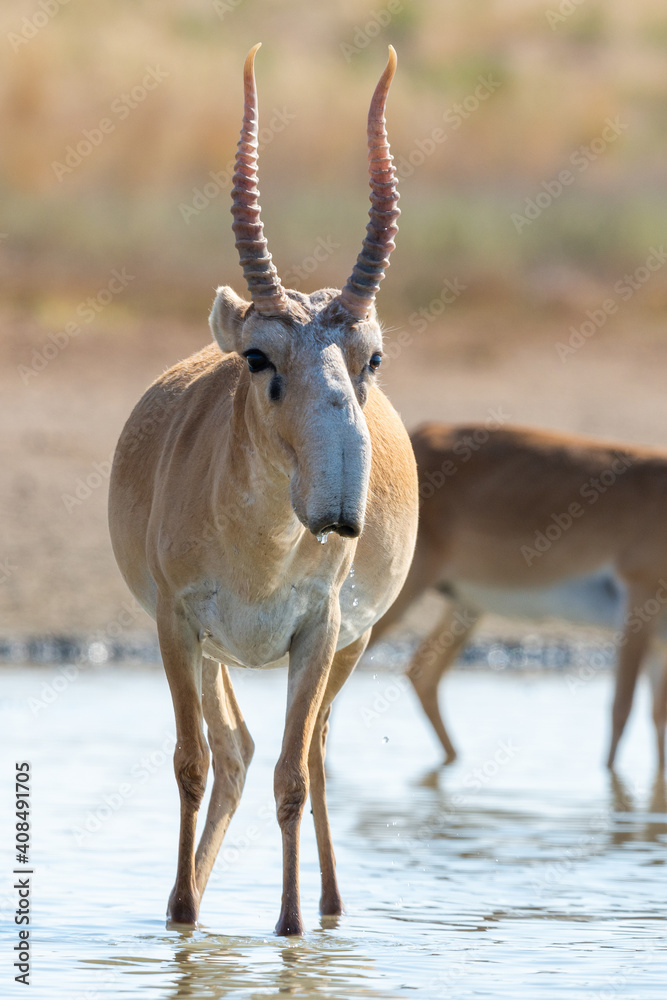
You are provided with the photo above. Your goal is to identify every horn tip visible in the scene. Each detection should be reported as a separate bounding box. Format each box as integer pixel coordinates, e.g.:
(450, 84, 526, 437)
(245, 42, 262, 73)
(386, 45, 397, 78)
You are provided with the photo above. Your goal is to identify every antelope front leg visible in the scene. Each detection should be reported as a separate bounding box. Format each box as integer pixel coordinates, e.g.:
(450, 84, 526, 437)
(157, 599, 210, 927)
(274, 612, 340, 936)
(309, 630, 371, 917)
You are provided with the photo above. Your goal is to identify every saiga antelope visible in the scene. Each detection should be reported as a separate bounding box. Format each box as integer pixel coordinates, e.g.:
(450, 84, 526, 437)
(108, 46, 418, 935)
(372, 422, 667, 771)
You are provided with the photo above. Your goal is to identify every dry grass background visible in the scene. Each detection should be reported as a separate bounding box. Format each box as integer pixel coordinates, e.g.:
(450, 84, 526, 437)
(2, 0, 667, 638)
(3, 0, 667, 309)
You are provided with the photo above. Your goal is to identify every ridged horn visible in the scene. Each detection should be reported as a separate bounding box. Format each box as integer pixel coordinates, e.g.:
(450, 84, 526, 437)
(337, 46, 400, 320)
(231, 43, 288, 317)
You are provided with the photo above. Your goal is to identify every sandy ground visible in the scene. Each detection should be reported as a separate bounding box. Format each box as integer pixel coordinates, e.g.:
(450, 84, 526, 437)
(3, 297, 667, 638)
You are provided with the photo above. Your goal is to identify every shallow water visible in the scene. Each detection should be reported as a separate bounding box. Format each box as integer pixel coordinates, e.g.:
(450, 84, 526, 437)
(1, 663, 666, 999)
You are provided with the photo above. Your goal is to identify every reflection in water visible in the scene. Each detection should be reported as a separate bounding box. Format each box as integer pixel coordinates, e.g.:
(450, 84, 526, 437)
(357, 767, 667, 864)
(609, 771, 667, 849)
(352, 752, 667, 926)
(107, 931, 402, 1000)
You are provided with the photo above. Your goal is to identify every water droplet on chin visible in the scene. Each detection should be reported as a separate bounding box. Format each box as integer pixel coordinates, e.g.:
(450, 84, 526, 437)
(352, 597, 359, 607)
(316, 531, 329, 545)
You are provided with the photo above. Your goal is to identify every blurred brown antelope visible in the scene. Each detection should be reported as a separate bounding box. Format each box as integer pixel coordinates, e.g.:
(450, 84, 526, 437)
(108, 45, 418, 935)
(372, 422, 667, 771)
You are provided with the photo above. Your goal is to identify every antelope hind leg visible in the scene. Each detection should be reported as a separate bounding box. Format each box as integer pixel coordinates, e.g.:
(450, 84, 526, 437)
(607, 581, 659, 770)
(194, 661, 255, 898)
(407, 601, 479, 764)
(650, 653, 667, 773)
(308, 630, 371, 917)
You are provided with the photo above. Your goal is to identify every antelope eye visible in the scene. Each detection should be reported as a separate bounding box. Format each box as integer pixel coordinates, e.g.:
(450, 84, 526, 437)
(244, 349, 270, 373)
(369, 352, 382, 372)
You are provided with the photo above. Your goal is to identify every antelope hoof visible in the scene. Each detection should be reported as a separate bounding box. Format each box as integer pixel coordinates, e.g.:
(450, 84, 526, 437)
(443, 749, 458, 766)
(167, 885, 200, 928)
(275, 910, 304, 937)
(319, 891, 344, 917)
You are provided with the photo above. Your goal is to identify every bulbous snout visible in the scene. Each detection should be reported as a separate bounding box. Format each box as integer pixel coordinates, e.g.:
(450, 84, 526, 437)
(287, 343, 373, 542)
(297, 449, 369, 539)
(290, 397, 371, 542)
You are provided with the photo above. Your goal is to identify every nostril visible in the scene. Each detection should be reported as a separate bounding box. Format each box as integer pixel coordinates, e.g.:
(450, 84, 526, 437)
(311, 520, 360, 540)
(334, 522, 360, 539)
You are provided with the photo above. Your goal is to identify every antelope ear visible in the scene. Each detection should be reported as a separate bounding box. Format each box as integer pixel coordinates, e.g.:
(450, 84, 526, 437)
(209, 286, 251, 353)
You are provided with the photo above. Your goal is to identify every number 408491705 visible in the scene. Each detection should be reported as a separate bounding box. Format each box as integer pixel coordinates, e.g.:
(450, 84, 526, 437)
(15, 762, 30, 864)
